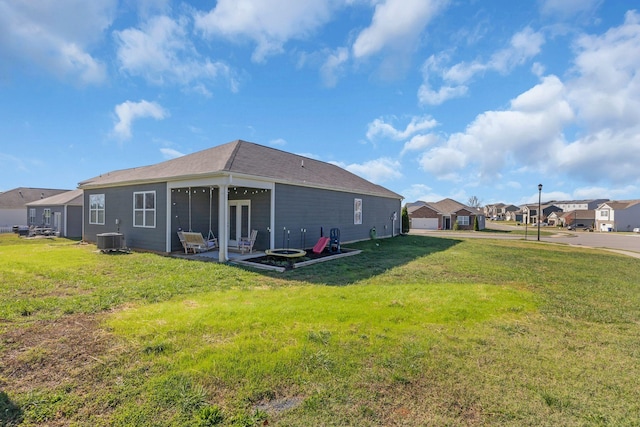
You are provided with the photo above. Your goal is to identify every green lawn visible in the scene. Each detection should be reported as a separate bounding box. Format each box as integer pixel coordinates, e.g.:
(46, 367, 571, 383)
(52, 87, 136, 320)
(1, 233, 639, 426)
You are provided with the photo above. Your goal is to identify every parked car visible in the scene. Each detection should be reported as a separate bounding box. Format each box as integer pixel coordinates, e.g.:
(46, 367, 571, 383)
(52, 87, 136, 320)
(633, 227, 640, 233)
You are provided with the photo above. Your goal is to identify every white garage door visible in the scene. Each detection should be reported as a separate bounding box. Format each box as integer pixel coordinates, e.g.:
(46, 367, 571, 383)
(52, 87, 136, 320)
(411, 218, 438, 229)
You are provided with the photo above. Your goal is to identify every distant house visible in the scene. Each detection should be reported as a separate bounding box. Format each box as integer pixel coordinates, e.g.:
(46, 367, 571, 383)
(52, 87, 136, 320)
(78, 140, 403, 260)
(555, 210, 595, 229)
(0, 187, 69, 229)
(484, 203, 518, 220)
(595, 200, 640, 232)
(505, 210, 524, 223)
(408, 198, 485, 230)
(25, 189, 83, 238)
(550, 199, 609, 212)
(522, 203, 562, 224)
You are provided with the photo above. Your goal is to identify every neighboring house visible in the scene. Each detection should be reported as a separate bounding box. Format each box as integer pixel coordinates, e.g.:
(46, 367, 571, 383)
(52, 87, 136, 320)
(505, 210, 525, 223)
(483, 203, 500, 218)
(550, 199, 609, 212)
(78, 140, 403, 260)
(521, 204, 562, 224)
(484, 203, 519, 220)
(521, 205, 538, 224)
(595, 200, 640, 232)
(0, 187, 69, 229)
(25, 189, 83, 238)
(547, 211, 562, 227)
(556, 210, 595, 228)
(408, 198, 485, 230)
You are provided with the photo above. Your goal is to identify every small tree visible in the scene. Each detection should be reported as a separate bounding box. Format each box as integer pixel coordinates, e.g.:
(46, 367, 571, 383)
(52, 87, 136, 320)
(401, 206, 410, 233)
(468, 195, 482, 209)
(453, 220, 460, 230)
(474, 215, 479, 231)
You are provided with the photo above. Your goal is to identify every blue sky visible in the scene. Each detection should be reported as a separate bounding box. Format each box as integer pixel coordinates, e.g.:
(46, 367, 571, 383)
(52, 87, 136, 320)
(1, 0, 639, 206)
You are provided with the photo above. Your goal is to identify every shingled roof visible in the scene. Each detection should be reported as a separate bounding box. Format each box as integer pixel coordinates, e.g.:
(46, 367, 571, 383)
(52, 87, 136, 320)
(0, 187, 70, 209)
(79, 140, 402, 199)
(600, 200, 640, 210)
(26, 189, 83, 207)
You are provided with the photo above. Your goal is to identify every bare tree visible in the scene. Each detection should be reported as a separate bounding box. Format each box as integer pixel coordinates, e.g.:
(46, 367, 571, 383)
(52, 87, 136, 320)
(468, 195, 482, 208)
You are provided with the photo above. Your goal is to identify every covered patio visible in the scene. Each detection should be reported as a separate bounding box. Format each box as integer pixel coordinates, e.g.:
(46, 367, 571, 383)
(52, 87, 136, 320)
(167, 176, 274, 262)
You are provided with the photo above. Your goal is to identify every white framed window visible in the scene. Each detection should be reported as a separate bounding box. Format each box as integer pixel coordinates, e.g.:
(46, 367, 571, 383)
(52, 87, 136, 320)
(29, 208, 36, 224)
(43, 208, 51, 226)
(89, 194, 105, 225)
(354, 198, 362, 225)
(134, 191, 156, 228)
(600, 210, 609, 218)
(458, 215, 470, 226)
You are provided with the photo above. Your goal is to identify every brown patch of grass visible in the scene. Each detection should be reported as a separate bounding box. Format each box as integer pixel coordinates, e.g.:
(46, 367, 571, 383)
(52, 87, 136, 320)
(0, 314, 118, 394)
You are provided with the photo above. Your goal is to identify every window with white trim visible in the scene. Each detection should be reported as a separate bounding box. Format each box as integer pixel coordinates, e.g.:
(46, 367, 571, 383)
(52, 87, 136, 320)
(43, 208, 51, 226)
(458, 215, 470, 226)
(29, 208, 36, 224)
(354, 198, 362, 225)
(134, 191, 155, 228)
(600, 210, 609, 218)
(89, 194, 105, 225)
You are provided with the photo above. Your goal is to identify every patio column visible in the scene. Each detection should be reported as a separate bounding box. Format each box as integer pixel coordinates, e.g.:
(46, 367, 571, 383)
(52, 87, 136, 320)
(218, 184, 228, 262)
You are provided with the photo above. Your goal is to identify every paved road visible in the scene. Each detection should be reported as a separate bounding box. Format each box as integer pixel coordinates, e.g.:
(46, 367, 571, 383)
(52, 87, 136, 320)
(409, 224, 640, 259)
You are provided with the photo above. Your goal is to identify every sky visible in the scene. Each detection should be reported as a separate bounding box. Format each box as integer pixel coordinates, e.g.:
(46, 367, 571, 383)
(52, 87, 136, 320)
(1, 0, 639, 206)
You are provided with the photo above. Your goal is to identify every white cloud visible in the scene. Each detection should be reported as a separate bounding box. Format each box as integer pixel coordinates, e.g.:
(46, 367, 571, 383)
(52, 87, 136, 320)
(568, 11, 640, 131)
(352, 0, 447, 59)
(556, 128, 640, 184)
(334, 158, 402, 184)
(401, 134, 440, 154)
(366, 115, 438, 141)
(418, 146, 467, 181)
(417, 82, 468, 105)
(550, 10, 640, 185)
(269, 138, 287, 146)
(194, 0, 336, 63)
(418, 75, 574, 180)
(539, 0, 602, 19)
(113, 100, 169, 140)
(320, 47, 349, 87)
(414, 11, 640, 193)
(419, 27, 545, 104)
(115, 15, 238, 92)
(401, 183, 444, 202)
(160, 147, 185, 159)
(0, 0, 115, 84)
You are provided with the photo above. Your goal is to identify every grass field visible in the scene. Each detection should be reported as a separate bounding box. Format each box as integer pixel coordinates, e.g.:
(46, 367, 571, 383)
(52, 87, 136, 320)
(1, 233, 639, 426)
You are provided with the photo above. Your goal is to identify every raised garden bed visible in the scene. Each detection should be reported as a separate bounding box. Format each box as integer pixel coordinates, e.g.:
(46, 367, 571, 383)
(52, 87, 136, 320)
(234, 248, 361, 272)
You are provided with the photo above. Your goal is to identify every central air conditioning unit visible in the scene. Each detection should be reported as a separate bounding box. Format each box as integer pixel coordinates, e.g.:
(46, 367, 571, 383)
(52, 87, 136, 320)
(96, 232, 127, 253)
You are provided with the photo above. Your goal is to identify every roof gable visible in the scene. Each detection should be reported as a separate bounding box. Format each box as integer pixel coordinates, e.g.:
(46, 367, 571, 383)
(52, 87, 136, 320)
(79, 140, 402, 199)
(599, 200, 640, 210)
(428, 198, 472, 214)
(0, 187, 70, 209)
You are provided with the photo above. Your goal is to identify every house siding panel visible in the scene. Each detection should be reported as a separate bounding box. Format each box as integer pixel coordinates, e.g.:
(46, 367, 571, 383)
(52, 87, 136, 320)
(613, 205, 640, 231)
(84, 183, 167, 252)
(228, 188, 271, 251)
(66, 206, 83, 238)
(274, 184, 401, 248)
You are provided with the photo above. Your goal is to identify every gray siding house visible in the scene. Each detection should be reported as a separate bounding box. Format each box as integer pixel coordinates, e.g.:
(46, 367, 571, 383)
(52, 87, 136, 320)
(78, 140, 403, 260)
(25, 189, 83, 238)
(0, 187, 69, 230)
